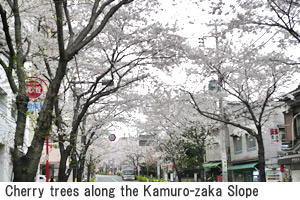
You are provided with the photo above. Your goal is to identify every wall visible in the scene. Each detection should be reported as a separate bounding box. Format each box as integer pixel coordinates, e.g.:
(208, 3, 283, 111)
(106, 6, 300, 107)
(229, 106, 284, 167)
(206, 143, 221, 162)
(291, 170, 300, 182)
(0, 67, 16, 181)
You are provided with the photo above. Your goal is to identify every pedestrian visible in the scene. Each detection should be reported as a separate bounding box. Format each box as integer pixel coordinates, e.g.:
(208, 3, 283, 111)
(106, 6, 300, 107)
(283, 171, 291, 182)
(50, 176, 54, 182)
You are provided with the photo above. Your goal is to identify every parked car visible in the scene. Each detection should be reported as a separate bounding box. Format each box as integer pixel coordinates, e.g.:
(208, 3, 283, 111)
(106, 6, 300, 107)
(36, 175, 46, 182)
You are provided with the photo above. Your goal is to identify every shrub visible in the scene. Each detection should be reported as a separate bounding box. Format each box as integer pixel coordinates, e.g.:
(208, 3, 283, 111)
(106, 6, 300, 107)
(136, 176, 148, 182)
(150, 178, 167, 182)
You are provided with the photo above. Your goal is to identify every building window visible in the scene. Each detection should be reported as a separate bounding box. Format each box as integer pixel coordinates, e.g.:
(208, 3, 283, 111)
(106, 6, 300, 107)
(279, 128, 287, 144)
(246, 135, 256, 151)
(295, 114, 300, 139)
(233, 136, 242, 154)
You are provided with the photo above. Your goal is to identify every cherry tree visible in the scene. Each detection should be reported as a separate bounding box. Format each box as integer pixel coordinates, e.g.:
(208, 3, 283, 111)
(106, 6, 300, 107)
(186, 26, 298, 181)
(136, 87, 218, 181)
(50, 4, 187, 181)
(0, 0, 151, 181)
(229, 0, 300, 45)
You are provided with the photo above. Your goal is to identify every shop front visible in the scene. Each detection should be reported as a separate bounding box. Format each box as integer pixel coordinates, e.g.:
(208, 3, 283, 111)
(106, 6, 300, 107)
(203, 162, 222, 182)
(228, 162, 259, 182)
(278, 153, 300, 182)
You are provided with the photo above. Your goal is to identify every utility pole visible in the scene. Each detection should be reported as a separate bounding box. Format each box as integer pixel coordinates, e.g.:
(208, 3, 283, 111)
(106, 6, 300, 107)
(214, 25, 228, 182)
(202, 23, 230, 182)
(218, 76, 228, 182)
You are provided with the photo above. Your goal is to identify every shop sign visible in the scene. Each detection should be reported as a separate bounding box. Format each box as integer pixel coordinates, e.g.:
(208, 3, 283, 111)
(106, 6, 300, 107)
(278, 155, 300, 165)
(270, 128, 279, 143)
(292, 157, 300, 163)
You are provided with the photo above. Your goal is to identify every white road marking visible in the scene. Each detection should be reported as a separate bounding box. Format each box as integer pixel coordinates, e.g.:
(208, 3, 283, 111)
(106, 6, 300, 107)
(111, 177, 118, 182)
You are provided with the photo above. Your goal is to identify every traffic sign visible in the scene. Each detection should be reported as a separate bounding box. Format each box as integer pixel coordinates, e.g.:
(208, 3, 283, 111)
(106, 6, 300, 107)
(108, 134, 116, 141)
(26, 80, 43, 99)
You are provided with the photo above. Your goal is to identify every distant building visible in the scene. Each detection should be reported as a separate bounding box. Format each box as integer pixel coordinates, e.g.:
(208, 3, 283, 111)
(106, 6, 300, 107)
(139, 135, 155, 146)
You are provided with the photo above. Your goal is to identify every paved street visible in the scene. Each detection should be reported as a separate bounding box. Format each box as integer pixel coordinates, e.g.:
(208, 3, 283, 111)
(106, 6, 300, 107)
(95, 174, 136, 182)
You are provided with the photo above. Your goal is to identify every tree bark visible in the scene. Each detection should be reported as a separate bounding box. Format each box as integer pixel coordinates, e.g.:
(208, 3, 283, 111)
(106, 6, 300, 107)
(77, 157, 85, 182)
(256, 128, 266, 182)
(58, 136, 72, 182)
(197, 156, 205, 182)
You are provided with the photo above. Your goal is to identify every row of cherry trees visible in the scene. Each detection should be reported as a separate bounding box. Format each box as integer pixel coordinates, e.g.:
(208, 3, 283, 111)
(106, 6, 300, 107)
(1, 0, 300, 182)
(0, 0, 187, 181)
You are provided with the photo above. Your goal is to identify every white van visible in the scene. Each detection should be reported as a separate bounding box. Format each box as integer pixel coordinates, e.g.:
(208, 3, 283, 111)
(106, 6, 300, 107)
(36, 175, 46, 182)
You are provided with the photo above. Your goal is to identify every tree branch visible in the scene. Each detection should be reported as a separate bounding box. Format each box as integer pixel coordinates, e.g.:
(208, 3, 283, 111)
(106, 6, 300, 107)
(68, 0, 134, 57)
(188, 91, 256, 135)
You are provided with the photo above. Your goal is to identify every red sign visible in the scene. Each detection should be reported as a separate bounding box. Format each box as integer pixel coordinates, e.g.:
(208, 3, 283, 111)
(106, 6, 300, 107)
(26, 80, 43, 99)
(270, 128, 279, 143)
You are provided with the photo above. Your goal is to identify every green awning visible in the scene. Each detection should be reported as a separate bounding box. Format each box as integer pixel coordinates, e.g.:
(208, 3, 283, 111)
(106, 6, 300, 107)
(202, 162, 222, 169)
(227, 162, 258, 171)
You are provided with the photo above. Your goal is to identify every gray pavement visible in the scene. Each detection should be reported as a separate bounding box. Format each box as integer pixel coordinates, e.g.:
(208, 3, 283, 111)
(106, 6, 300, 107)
(95, 174, 136, 182)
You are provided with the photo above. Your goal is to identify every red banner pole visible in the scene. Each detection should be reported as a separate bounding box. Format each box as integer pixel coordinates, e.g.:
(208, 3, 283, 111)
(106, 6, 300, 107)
(46, 136, 49, 182)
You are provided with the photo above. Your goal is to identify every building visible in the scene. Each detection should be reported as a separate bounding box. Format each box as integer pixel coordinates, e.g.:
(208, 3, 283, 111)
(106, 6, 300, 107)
(205, 102, 285, 182)
(0, 69, 16, 181)
(278, 85, 300, 182)
(203, 129, 222, 182)
(139, 135, 155, 146)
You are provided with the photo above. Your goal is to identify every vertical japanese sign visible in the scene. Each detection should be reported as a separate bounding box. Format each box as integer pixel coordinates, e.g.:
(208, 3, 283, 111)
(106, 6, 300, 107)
(270, 128, 279, 144)
(222, 152, 227, 181)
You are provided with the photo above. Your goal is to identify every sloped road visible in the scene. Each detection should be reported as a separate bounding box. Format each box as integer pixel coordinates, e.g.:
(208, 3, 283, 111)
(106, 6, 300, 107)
(95, 174, 136, 182)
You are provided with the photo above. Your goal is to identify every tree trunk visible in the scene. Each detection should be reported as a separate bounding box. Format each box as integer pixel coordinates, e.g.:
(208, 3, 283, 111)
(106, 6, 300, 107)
(177, 173, 182, 182)
(77, 158, 85, 182)
(146, 166, 149, 176)
(197, 157, 205, 182)
(58, 150, 70, 182)
(87, 163, 92, 182)
(12, 94, 30, 181)
(256, 129, 266, 182)
(58, 136, 72, 182)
